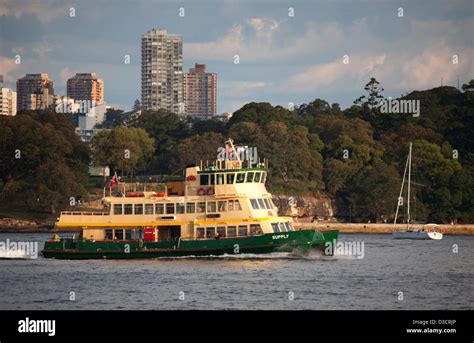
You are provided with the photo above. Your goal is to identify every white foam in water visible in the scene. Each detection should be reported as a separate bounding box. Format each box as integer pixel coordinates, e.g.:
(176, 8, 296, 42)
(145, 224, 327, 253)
(151, 251, 342, 260)
(153, 252, 294, 260)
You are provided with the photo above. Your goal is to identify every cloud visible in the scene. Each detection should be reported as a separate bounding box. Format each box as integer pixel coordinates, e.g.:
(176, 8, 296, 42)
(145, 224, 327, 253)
(59, 67, 74, 84)
(0, 56, 20, 84)
(398, 42, 472, 89)
(288, 54, 387, 92)
(0, 0, 69, 24)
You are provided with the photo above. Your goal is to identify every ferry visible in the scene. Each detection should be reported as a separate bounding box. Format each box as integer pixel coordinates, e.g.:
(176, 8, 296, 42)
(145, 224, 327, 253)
(42, 140, 338, 259)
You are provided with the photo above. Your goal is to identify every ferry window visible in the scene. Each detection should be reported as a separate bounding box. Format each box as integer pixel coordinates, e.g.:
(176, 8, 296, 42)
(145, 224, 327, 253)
(131, 229, 143, 240)
(263, 198, 272, 209)
(176, 203, 185, 214)
(210, 174, 215, 185)
(114, 229, 124, 240)
(250, 199, 259, 210)
(218, 201, 227, 212)
(145, 204, 154, 215)
(226, 173, 235, 184)
(238, 225, 248, 237)
(284, 222, 293, 231)
(166, 203, 175, 214)
(124, 204, 133, 215)
(250, 224, 263, 236)
(261, 173, 266, 183)
(200, 174, 209, 186)
(236, 173, 245, 183)
(254, 172, 261, 183)
(113, 204, 123, 215)
(235, 200, 242, 211)
(134, 204, 143, 215)
(271, 223, 280, 233)
(207, 201, 216, 213)
(228, 200, 234, 211)
(105, 229, 113, 240)
(206, 227, 215, 238)
(227, 226, 236, 237)
(279, 222, 287, 232)
(217, 226, 226, 238)
(246, 172, 254, 183)
(155, 203, 164, 214)
(217, 174, 225, 185)
(257, 199, 266, 209)
(125, 230, 132, 240)
(197, 202, 205, 213)
(196, 227, 205, 239)
(186, 202, 195, 213)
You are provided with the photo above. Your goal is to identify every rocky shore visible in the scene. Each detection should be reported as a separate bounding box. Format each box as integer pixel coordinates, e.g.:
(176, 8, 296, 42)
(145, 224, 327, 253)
(0, 218, 78, 233)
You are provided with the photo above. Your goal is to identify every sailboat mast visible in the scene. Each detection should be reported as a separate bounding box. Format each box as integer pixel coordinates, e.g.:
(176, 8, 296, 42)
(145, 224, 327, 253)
(394, 150, 410, 224)
(407, 142, 412, 229)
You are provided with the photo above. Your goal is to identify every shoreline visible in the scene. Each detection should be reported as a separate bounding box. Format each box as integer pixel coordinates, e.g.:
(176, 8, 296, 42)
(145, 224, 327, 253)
(1, 223, 473, 235)
(295, 222, 474, 236)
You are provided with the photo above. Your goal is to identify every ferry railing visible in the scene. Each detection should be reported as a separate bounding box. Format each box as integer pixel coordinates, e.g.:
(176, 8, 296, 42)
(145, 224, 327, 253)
(60, 211, 109, 216)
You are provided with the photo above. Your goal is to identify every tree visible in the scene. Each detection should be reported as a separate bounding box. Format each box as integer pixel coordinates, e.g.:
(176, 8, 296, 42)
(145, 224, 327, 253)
(0, 111, 90, 214)
(132, 99, 142, 112)
(90, 126, 155, 175)
(168, 132, 226, 173)
(354, 77, 385, 109)
(229, 102, 301, 127)
(461, 79, 474, 92)
(342, 161, 401, 222)
(98, 108, 126, 128)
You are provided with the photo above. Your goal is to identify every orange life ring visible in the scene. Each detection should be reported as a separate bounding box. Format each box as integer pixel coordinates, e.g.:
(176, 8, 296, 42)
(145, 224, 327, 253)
(197, 188, 206, 196)
(206, 187, 214, 195)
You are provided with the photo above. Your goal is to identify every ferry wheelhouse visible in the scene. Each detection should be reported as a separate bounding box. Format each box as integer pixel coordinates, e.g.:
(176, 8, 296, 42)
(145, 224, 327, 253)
(42, 140, 338, 259)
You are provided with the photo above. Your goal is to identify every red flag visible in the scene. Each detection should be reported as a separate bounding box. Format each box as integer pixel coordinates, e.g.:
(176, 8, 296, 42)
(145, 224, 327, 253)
(110, 173, 118, 188)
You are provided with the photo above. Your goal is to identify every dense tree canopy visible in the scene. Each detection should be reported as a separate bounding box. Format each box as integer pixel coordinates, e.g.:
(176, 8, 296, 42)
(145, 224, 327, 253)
(0, 111, 90, 213)
(90, 126, 155, 175)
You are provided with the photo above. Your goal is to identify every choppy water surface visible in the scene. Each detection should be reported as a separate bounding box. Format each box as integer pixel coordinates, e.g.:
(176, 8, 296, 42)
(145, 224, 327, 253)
(0, 233, 472, 310)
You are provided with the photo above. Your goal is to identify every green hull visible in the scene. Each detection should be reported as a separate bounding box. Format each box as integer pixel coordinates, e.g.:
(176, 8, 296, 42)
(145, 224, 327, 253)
(42, 229, 338, 259)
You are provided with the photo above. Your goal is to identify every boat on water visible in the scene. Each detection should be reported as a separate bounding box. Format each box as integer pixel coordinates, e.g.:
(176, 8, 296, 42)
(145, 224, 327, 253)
(42, 139, 338, 259)
(392, 142, 443, 240)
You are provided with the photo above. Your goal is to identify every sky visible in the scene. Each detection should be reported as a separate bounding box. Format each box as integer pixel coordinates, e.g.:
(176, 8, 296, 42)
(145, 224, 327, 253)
(0, 0, 473, 112)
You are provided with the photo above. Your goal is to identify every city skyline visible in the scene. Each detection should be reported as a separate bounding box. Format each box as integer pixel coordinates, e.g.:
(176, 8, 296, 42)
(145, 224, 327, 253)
(0, 0, 473, 113)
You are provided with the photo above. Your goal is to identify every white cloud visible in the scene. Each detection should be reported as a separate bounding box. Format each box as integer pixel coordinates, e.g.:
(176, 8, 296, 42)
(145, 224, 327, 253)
(398, 42, 472, 89)
(288, 54, 387, 92)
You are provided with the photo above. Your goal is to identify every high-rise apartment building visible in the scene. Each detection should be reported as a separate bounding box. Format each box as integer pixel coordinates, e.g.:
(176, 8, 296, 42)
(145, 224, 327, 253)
(67, 73, 104, 104)
(141, 29, 184, 114)
(0, 75, 17, 116)
(16, 73, 54, 111)
(184, 64, 217, 118)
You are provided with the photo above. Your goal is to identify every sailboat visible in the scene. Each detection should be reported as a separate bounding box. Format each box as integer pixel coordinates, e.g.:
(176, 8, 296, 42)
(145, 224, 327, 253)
(392, 142, 443, 240)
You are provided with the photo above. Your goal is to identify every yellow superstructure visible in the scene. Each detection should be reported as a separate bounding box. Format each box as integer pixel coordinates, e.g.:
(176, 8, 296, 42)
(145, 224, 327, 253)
(57, 158, 295, 242)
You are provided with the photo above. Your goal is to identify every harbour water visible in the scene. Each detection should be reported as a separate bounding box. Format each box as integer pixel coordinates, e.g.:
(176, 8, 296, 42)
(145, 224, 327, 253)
(0, 233, 472, 310)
